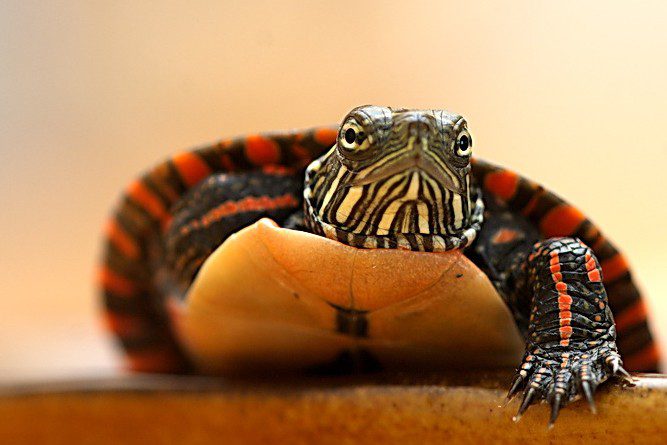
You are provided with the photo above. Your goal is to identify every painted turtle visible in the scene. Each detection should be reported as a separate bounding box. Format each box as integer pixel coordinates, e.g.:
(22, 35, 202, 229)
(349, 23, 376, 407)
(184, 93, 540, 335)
(100, 105, 660, 424)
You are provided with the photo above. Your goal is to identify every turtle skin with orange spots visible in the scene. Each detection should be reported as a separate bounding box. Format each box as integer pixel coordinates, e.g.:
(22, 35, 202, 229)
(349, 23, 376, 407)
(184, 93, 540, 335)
(100, 124, 659, 425)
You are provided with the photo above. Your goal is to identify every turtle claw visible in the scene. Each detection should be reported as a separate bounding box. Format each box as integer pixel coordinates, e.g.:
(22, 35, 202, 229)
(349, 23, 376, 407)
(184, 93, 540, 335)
(513, 387, 538, 422)
(609, 358, 634, 383)
(507, 343, 624, 425)
(618, 366, 633, 381)
(505, 375, 524, 405)
(580, 380, 597, 414)
(548, 393, 563, 428)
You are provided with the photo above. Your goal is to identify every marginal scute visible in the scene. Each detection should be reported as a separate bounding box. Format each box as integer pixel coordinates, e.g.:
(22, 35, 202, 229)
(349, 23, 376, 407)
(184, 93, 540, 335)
(172, 218, 524, 374)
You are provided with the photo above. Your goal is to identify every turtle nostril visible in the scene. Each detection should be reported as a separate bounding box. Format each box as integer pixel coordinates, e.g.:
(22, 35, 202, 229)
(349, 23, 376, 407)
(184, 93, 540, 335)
(408, 121, 429, 138)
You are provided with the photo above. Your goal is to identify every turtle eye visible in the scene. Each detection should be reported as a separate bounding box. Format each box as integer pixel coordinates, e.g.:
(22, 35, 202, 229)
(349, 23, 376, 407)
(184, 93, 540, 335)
(339, 120, 371, 158)
(455, 131, 472, 157)
(344, 128, 356, 144)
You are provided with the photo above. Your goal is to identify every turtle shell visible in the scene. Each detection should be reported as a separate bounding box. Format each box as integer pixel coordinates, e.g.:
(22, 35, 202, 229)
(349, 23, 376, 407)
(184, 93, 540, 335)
(100, 126, 659, 374)
(170, 218, 524, 374)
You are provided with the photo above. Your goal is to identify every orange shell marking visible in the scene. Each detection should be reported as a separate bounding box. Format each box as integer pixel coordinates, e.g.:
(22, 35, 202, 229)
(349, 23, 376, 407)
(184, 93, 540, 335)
(105, 219, 140, 260)
(99, 266, 139, 297)
(314, 128, 338, 147)
(104, 312, 142, 337)
(484, 170, 518, 201)
(245, 135, 280, 166)
(539, 205, 586, 238)
(600, 254, 629, 283)
(173, 152, 212, 187)
(127, 179, 170, 222)
(624, 343, 660, 372)
(614, 300, 648, 332)
(126, 348, 187, 373)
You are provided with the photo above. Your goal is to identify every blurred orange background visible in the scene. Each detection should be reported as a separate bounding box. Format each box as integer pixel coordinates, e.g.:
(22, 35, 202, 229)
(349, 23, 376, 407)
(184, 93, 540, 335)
(1, 1, 665, 379)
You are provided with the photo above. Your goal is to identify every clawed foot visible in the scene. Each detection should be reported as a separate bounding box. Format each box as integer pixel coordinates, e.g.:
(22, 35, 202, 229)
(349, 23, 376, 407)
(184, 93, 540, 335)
(506, 346, 633, 427)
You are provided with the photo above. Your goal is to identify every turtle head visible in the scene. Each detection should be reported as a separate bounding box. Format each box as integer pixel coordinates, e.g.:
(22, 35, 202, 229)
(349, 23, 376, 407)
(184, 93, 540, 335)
(304, 105, 484, 251)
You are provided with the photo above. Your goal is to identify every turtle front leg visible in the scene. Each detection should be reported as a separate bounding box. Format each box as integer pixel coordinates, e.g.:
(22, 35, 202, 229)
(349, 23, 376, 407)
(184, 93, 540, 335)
(508, 237, 631, 425)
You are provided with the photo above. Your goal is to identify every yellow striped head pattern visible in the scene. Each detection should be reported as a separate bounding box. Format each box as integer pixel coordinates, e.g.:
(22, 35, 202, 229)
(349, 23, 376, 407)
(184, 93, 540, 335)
(304, 105, 484, 252)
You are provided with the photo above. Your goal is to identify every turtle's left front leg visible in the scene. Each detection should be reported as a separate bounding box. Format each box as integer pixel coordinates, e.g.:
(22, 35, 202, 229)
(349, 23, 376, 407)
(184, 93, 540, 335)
(506, 236, 631, 425)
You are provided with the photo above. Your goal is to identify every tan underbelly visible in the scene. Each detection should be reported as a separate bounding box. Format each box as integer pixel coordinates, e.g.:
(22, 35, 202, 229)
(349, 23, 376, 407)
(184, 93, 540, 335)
(170, 219, 524, 374)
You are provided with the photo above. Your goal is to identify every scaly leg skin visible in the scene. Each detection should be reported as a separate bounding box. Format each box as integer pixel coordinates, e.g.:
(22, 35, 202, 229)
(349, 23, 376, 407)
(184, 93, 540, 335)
(506, 237, 632, 426)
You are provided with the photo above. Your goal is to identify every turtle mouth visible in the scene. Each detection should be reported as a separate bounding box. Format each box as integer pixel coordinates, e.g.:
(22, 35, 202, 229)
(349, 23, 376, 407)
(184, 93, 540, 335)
(348, 137, 465, 196)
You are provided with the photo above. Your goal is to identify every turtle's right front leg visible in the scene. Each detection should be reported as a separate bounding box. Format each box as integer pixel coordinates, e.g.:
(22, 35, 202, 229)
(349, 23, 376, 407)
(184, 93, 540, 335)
(507, 237, 631, 426)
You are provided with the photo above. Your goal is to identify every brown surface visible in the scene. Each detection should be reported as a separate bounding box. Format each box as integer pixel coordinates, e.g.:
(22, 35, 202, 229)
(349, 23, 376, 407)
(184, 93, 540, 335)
(1, 371, 665, 444)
